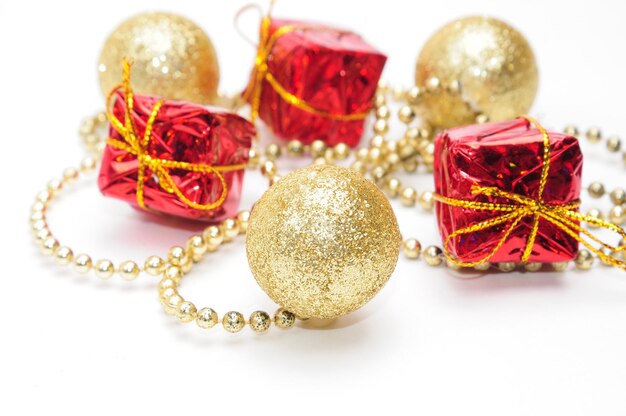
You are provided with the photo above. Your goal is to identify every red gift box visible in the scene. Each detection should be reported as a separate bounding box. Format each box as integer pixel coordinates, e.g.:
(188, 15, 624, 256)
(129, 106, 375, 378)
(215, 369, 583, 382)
(243, 17, 387, 147)
(433, 118, 583, 264)
(98, 83, 254, 222)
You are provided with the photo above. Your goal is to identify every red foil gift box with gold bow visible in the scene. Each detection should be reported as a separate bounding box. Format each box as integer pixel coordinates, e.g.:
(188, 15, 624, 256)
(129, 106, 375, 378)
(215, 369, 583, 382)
(243, 17, 387, 147)
(434, 117, 584, 265)
(98, 62, 254, 222)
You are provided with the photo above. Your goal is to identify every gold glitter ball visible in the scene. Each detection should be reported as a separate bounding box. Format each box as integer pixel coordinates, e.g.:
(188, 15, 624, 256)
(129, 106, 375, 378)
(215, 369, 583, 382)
(246, 165, 401, 319)
(98, 12, 219, 103)
(415, 16, 538, 129)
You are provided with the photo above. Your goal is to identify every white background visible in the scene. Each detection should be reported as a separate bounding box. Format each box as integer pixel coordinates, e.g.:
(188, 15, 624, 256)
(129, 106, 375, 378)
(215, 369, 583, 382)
(2, 1, 626, 415)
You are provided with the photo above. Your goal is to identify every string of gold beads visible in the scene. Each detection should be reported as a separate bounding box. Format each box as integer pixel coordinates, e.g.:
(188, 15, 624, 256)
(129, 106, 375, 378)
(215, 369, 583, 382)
(158, 216, 297, 333)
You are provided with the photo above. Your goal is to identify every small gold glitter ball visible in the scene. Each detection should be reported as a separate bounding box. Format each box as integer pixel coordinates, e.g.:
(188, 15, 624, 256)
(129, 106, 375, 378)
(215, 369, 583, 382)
(415, 16, 538, 129)
(246, 165, 401, 319)
(98, 12, 219, 103)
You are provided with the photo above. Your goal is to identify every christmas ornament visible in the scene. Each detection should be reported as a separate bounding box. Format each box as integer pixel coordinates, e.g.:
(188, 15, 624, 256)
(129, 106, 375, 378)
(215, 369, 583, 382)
(414, 16, 538, 129)
(246, 164, 401, 319)
(98, 12, 219, 104)
(433, 116, 625, 268)
(243, 16, 387, 147)
(98, 60, 254, 222)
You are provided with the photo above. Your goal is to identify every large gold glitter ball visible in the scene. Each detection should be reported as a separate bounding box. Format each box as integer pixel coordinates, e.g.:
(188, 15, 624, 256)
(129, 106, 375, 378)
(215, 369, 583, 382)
(98, 12, 219, 103)
(246, 165, 401, 319)
(415, 16, 538, 129)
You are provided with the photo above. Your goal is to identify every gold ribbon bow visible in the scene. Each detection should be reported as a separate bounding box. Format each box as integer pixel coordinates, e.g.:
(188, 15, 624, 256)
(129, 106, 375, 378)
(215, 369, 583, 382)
(242, 14, 370, 122)
(434, 116, 626, 270)
(106, 59, 245, 211)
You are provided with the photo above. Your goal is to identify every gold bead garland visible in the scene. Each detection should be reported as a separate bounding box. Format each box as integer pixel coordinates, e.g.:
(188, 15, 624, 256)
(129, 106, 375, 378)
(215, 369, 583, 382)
(156, 216, 297, 333)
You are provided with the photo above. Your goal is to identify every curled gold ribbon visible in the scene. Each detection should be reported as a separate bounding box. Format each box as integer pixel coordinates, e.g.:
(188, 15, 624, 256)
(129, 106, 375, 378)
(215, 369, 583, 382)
(434, 116, 626, 270)
(242, 15, 370, 122)
(105, 59, 245, 211)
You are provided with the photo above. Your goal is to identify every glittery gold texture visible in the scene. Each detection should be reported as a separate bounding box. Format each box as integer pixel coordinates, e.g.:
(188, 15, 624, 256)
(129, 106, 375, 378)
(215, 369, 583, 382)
(415, 16, 538, 128)
(98, 12, 219, 104)
(246, 165, 401, 319)
(434, 116, 626, 270)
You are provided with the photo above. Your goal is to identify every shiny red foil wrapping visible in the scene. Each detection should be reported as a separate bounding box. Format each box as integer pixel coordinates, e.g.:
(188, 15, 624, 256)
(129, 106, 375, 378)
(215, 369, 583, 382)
(98, 91, 254, 222)
(434, 118, 583, 263)
(246, 18, 387, 147)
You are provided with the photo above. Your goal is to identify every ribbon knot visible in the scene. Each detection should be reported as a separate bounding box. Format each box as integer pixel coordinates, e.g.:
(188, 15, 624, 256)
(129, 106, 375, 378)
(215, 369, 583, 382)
(105, 58, 245, 212)
(435, 116, 626, 270)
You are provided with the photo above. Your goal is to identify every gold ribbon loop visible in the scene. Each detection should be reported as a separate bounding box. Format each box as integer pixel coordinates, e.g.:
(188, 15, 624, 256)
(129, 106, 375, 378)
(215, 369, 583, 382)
(434, 116, 626, 270)
(105, 58, 245, 211)
(242, 14, 370, 122)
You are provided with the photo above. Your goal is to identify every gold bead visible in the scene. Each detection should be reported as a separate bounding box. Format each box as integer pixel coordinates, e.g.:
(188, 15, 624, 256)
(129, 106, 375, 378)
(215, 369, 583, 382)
(523, 262, 542, 272)
(376, 105, 390, 120)
(221, 218, 239, 242)
(587, 182, 605, 198)
(402, 238, 422, 259)
(563, 125, 579, 137)
(574, 250, 594, 270)
(265, 143, 282, 160)
(377, 80, 389, 93)
(143, 255, 165, 276)
(37, 190, 52, 204)
(368, 147, 383, 164)
(237, 211, 251, 234)
(119, 260, 140, 281)
(423, 246, 443, 266)
(286, 140, 304, 156)
(498, 262, 516, 272)
(158, 278, 177, 293)
(196, 307, 219, 329)
(47, 179, 63, 195)
(31, 201, 46, 213)
(350, 161, 366, 174)
(80, 157, 97, 173)
(73, 254, 92, 274)
(392, 85, 406, 101)
(333, 143, 351, 160)
(41, 237, 59, 255)
(164, 294, 184, 315)
(586, 208, 603, 228)
(30, 211, 44, 222)
(446, 258, 461, 270)
(373, 119, 389, 135)
(79, 119, 95, 136)
(35, 228, 51, 243)
(610, 188, 626, 205)
(31, 219, 47, 234)
(407, 86, 423, 105)
(247, 148, 260, 168)
(385, 178, 402, 198)
(176, 301, 197, 323)
(370, 166, 388, 183)
(55, 246, 74, 265)
(373, 93, 386, 108)
(403, 158, 419, 173)
(369, 135, 385, 150)
(425, 76, 441, 94)
(310, 140, 327, 158)
(586, 127, 602, 143)
(159, 287, 177, 304)
(551, 261, 569, 272)
(599, 247, 615, 266)
(398, 105, 416, 124)
(167, 246, 188, 268)
(474, 262, 491, 271)
(446, 79, 462, 95)
(222, 311, 245, 333)
(419, 191, 435, 211)
(400, 187, 418, 206)
(164, 265, 182, 283)
(203, 225, 224, 250)
(249, 310, 272, 333)
(187, 235, 206, 258)
(95, 259, 115, 279)
(475, 114, 489, 124)
(609, 205, 626, 225)
(260, 160, 278, 178)
(274, 308, 296, 329)
(356, 148, 369, 161)
(607, 136, 621, 153)
(62, 167, 79, 183)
